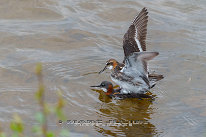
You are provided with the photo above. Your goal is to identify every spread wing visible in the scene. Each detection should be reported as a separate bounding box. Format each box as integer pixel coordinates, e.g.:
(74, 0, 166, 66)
(123, 7, 148, 58)
(124, 51, 159, 76)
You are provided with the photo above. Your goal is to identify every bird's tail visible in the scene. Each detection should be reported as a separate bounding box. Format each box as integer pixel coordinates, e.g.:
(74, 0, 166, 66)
(148, 73, 164, 88)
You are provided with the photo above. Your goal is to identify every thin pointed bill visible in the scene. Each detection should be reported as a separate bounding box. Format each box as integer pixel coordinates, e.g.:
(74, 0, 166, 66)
(90, 85, 101, 88)
(98, 65, 107, 74)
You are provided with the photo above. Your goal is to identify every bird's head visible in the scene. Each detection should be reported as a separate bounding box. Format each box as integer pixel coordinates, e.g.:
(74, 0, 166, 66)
(90, 81, 114, 95)
(99, 59, 118, 74)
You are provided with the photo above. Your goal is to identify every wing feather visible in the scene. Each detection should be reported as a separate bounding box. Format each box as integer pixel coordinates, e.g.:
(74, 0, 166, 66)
(123, 7, 148, 58)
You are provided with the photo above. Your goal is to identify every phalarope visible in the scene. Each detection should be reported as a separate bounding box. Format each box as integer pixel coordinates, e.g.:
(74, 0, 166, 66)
(98, 8, 163, 94)
(91, 81, 152, 99)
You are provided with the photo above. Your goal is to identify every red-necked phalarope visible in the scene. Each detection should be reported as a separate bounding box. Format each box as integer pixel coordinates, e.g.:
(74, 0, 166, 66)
(98, 8, 163, 94)
(111, 51, 159, 94)
(91, 81, 152, 99)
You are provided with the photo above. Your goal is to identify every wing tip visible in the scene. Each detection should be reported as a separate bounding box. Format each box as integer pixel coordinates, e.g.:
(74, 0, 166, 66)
(142, 7, 148, 15)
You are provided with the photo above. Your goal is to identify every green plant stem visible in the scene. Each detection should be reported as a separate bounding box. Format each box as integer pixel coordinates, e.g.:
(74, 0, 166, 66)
(37, 66, 48, 137)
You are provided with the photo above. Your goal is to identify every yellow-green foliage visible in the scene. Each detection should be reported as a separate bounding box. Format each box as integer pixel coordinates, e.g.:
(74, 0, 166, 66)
(0, 63, 69, 137)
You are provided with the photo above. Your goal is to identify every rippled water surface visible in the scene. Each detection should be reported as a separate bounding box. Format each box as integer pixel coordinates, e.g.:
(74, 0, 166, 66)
(0, 0, 206, 136)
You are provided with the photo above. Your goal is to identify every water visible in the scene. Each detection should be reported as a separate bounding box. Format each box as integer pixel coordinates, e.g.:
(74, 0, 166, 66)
(0, 0, 206, 136)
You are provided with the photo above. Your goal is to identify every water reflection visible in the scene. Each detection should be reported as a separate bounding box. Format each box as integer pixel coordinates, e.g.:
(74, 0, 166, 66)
(92, 89, 157, 136)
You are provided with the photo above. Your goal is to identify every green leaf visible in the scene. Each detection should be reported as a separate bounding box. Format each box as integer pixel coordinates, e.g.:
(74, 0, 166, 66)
(46, 131, 55, 137)
(44, 103, 51, 115)
(36, 63, 42, 75)
(35, 85, 44, 100)
(10, 114, 24, 133)
(10, 122, 24, 133)
(55, 108, 65, 120)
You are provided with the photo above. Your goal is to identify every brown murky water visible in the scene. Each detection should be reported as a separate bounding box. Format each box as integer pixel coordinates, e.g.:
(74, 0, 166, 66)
(0, 0, 206, 136)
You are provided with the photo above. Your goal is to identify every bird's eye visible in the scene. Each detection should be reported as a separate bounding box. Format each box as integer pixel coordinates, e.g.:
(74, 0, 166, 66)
(106, 62, 110, 65)
(101, 84, 105, 86)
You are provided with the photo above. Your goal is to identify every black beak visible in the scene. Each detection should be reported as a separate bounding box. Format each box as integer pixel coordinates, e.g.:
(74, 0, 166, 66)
(99, 66, 107, 74)
(90, 85, 101, 88)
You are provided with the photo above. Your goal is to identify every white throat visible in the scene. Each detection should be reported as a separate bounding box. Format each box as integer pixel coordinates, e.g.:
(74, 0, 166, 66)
(101, 88, 107, 92)
(108, 65, 113, 70)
